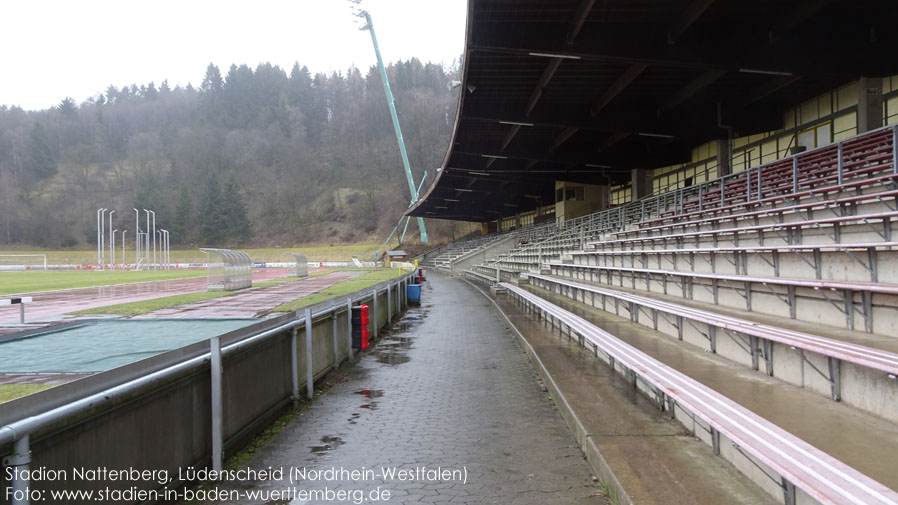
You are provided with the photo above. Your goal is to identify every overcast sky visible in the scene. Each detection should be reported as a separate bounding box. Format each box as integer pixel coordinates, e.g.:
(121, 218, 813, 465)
(0, 0, 467, 111)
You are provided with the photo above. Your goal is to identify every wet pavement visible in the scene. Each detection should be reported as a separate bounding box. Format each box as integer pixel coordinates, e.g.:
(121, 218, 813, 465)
(0, 268, 291, 325)
(139, 271, 364, 319)
(213, 273, 607, 504)
(523, 283, 898, 495)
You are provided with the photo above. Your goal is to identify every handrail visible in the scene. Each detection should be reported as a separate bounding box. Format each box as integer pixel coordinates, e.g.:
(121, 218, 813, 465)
(502, 282, 898, 505)
(0, 271, 417, 503)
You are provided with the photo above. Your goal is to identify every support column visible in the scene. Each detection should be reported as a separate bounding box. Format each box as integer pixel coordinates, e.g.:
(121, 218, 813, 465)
(858, 76, 883, 134)
(631, 168, 653, 201)
(598, 185, 610, 209)
(716, 139, 732, 177)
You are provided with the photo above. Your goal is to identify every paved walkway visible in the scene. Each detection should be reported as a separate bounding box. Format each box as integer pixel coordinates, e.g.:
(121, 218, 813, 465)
(217, 274, 606, 504)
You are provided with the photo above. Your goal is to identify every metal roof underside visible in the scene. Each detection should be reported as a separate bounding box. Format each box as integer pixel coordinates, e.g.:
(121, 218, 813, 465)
(408, 0, 898, 222)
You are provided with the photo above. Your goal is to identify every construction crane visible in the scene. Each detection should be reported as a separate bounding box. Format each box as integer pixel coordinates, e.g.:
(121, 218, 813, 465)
(353, 4, 429, 244)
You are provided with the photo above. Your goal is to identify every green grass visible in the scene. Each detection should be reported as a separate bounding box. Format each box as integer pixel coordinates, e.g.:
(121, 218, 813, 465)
(69, 291, 232, 316)
(271, 269, 405, 312)
(252, 278, 299, 288)
(0, 270, 208, 296)
(0, 384, 55, 403)
(0, 242, 383, 265)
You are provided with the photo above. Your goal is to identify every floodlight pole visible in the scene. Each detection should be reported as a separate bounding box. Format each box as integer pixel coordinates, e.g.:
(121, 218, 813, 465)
(122, 230, 127, 268)
(97, 208, 106, 265)
(133, 209, 141, 270)
(150, 210, 156, 270)
(108, 210, 115, 267)
(363, 11, 428, 244)
(143, 209, 151, 269)
(161, 229, 170, 269)
(111, 229, 117, 267)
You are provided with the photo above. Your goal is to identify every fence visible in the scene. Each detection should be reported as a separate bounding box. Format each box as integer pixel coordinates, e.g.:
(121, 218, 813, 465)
(0, 272, 415, 504)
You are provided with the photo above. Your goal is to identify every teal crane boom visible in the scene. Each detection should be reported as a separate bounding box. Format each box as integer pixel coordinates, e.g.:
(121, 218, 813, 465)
(363, 11, 428, 243)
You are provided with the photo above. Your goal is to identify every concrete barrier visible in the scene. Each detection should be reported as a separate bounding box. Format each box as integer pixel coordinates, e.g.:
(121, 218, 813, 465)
(0, 273, 414, 504)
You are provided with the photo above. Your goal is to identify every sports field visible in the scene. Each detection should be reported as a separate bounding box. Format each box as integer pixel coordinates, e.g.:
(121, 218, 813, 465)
(0, 243, 382, 265)
(0, 270, 208, 296)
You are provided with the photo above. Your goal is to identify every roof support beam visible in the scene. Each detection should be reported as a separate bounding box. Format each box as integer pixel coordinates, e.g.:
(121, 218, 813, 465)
(566, 0, 596, 44)
(659, 68, 727, 113)
(769, 0, 833, 43)
(525, 58, 563, 116)
(738, 74, 803, 108)
(667, 0, 716, 44)
(549, 127, 580, 152)
(590, 63, 649, 116)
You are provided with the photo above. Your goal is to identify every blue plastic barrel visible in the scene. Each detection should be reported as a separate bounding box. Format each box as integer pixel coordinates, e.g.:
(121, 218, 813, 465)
(407, 283, 422, 304)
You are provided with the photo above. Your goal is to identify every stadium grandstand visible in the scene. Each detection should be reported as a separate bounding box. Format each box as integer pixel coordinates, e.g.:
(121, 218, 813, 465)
(416, 1, 898, 504)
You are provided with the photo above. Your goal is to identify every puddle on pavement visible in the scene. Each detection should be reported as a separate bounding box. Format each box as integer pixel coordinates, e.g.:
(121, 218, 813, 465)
(375, 351, 411, 365)
(354, 389, 384, 398)
(310, 435, 345, 455)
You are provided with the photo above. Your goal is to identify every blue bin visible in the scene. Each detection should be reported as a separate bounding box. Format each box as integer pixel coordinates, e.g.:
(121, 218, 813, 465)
(407, 283, 422, 304)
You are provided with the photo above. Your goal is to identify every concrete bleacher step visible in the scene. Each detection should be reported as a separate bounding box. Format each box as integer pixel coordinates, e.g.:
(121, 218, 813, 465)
(494, 281, 898, 504)
(550, 260, 898, 334)
(487, 290, 781, 505)
(526, 272, 898, 423)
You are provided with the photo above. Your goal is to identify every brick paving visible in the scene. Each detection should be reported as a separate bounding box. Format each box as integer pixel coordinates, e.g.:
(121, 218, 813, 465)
(216, 273, 606, 504)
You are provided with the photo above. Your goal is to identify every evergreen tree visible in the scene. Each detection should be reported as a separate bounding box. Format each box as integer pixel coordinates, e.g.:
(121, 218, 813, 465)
(221, 177, 252, 244)
(170, 184, 193, 244)
(201, 63, 223, 93)
(24, 122, 56, 183)
(198, 176, 224, 246)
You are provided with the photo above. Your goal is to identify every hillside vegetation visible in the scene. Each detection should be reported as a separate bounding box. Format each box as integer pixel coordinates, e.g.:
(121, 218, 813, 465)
(0, 59, 467, 249)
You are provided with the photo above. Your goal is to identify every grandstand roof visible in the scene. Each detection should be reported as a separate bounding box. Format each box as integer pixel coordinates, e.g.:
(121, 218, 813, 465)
(408, 0, 898, 222)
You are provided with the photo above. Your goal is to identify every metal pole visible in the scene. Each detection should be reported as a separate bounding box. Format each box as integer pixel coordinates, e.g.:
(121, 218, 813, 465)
(893, 126, 897, 174)
(144, 209, 150, 268)
(108, 210, 115, 267)
(210, 336, 223, 473)
(122, 230, 127, 268)
(100, 209, 107, 266)
(150, 210, 156, 270)
(363, 11, 427, 243)
(837, 142, 844, 185)
(305, 308, 314, 399)
(9, 434, 30, 505)
(133, 208, 140, 270)
(163, 230, 169, 269)
(97, 208, 105, 265)
(19, 303, 24, 324)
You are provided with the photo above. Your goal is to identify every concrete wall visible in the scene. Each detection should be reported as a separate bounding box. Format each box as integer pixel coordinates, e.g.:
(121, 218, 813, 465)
(450, 235, 517, 275)
(0, 274, 413, 504)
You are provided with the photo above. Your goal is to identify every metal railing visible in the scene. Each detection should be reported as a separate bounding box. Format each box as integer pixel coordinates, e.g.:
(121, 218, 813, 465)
(0, 272, 416, 504)
(481, 124, 898, 272)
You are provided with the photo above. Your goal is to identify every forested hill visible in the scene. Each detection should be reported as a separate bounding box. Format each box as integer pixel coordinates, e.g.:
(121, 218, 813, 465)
(0, 59, 460, 248)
